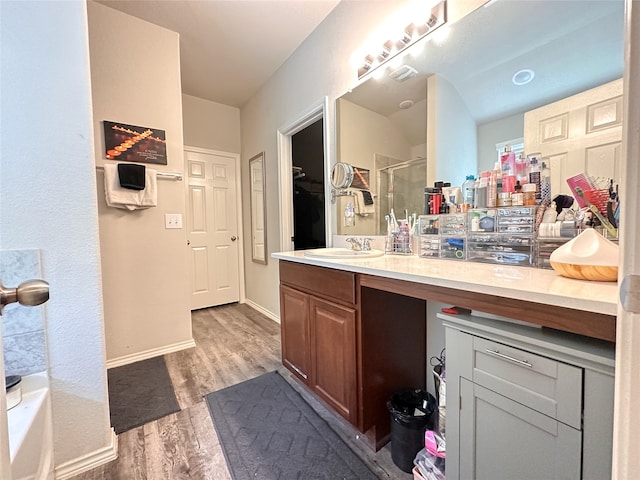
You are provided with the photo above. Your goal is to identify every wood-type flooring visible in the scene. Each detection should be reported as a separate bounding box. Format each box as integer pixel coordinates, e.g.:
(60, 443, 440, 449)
(69, 303, 413, 480)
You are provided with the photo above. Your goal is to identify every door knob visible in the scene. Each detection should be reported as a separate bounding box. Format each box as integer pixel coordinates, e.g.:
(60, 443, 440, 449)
(187, 240, 191, 245)
(0, 279, 50, 315)
(231, 236, 237, 241)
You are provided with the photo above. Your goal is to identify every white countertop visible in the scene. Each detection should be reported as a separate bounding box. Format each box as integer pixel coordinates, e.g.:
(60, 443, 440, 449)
(272, 250, 618, 316)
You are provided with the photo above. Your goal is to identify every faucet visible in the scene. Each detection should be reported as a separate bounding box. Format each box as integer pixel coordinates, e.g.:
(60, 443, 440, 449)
(346, 237, 362, 251)
(346, 237, 374, 251)
(361, 238, 374, 251)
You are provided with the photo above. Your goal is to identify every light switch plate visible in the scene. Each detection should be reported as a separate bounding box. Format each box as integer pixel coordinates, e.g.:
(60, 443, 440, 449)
(164, 213, 183, 229)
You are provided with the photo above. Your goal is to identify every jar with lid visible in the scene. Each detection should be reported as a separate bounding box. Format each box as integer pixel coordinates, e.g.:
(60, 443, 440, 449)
(497, 192, 512, 207)
(522, 183, 537, 206)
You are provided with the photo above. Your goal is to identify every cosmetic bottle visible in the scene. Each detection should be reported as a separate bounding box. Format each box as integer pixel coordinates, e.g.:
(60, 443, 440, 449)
(528, 155, 542, 202)
(494, 162, 503, 194)
(540, 160, 551, 203)
(476, 173, 488, 208)
(487, 165, 498, 208)
(512, 181, 524, 206)
(500, 144, 516, 176)
(462, 175, 476, 206)
(522, 183, 537, 206)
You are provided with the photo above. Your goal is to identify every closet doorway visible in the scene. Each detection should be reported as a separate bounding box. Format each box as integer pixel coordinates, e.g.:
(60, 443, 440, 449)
(292, 119, 326, 250)
(277, 97, 329, 252)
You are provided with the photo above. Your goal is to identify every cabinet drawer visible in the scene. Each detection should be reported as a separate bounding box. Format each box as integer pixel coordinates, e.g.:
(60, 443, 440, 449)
(279, 261, 356, 305)
(471, 336, 582, 429)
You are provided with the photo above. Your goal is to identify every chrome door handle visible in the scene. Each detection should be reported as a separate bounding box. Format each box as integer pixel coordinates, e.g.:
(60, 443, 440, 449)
(0, 279, 49, 315)
(485, 349, 533, 368)
(231, 236, 237, 241)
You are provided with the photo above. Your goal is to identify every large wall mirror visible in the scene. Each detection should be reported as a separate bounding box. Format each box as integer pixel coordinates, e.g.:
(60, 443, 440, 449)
(249, 152, 267, 264)
(335, 0, 624, 236)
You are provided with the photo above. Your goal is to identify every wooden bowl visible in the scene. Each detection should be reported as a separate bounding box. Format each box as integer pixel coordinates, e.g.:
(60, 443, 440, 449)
(550, 261, 618, 282)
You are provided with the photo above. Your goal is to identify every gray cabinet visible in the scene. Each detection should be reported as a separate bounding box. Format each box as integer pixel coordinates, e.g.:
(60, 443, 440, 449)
(443, 313, 615, 480)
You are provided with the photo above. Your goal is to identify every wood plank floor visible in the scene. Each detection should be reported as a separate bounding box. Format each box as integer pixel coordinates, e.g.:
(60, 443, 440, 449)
(70, 303, 413, 480)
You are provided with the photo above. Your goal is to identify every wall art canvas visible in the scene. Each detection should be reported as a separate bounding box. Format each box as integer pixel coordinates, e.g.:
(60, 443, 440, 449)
(351, 166, 371, 190)
(103, 120, 167, 165)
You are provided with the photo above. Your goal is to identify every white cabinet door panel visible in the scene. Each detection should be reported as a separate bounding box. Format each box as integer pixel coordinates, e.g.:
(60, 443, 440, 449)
(459, 379, 582, 480)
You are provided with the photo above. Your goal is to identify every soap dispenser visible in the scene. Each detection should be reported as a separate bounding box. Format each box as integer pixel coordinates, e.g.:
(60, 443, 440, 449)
(344, 201, 355, 227)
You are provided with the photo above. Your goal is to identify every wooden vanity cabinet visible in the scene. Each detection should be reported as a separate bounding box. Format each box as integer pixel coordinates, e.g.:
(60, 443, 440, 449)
(279, 261, 357, 425)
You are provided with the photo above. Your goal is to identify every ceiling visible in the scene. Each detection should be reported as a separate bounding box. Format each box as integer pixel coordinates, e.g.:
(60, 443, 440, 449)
(95, 0, 341, 107)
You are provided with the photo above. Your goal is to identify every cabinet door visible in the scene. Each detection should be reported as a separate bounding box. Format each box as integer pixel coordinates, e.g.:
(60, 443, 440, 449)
(309, 296, 357, 424)
(459, 378, 581, 480)
(280, 285, 310, 383)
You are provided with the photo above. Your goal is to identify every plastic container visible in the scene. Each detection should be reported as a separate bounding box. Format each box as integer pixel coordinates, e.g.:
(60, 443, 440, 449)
(387, 389, 436, 473)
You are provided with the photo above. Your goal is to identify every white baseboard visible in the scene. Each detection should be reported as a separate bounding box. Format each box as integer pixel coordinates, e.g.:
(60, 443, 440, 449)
(244, 299, 280, 323)
(55, 428, 118, 479)
(106, 338, 196, 369)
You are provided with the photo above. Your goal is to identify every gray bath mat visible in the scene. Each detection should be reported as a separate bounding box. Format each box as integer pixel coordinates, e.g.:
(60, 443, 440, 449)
(108, 355, 180, 434)
(204, 370, 377, 479)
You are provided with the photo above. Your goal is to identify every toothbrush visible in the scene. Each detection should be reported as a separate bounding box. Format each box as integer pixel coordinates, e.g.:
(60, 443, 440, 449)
(390, 209, 398, 230)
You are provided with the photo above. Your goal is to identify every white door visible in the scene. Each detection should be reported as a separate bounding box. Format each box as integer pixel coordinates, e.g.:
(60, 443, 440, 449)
(185, 148, 240, 309)
(524, 78, 623, 198)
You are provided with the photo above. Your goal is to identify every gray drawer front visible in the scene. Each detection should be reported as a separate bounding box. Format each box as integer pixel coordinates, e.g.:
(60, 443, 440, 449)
(471, 336, 582, 429)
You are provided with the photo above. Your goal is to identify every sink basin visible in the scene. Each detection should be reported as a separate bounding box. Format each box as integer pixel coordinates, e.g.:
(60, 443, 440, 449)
(304, 248, 384, 259)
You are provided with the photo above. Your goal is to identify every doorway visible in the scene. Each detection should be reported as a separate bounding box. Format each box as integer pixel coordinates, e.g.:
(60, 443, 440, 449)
(292, 119, 326, 250)
(184, 147, 243, 310)
(277, 98, 329, 252)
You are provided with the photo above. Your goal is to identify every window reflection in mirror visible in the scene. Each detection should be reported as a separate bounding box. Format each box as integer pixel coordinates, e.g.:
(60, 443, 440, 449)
(335, 0, 623, 236)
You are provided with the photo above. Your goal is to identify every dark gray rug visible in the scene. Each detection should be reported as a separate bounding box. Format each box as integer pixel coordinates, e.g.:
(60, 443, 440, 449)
(204, 371, 378, 479)
(108, 356, 180, 434)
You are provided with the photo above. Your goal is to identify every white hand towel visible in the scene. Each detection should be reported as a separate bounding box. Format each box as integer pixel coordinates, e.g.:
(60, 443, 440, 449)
(103, 164, 157, 210)
(353, 189, 375, 216)
(139, 168, 158, 208)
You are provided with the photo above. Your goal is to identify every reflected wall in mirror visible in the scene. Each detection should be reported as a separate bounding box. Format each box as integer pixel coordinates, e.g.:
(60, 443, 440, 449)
(249, 152, 267, 264)
(335, 0, 624, 235)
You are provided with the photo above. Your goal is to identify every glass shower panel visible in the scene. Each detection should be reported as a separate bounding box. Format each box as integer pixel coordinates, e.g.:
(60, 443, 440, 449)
(378, 158, 427, 232)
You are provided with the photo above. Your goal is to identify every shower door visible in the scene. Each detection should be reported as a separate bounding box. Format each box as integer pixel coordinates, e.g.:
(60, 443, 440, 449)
(378, 158, 427, 232)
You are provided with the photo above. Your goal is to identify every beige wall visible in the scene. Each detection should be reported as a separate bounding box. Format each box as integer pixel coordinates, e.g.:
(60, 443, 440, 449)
(88, 2, 192, 363)
(182, 94, 241, 153)
(240, 0, 412, 316)
(336, 98, 412, 235)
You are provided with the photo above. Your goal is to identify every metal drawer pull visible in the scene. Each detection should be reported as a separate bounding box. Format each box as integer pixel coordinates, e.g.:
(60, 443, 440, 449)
(485, 349, 533, 368)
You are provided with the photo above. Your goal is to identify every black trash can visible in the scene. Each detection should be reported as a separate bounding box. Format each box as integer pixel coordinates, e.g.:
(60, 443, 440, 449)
(387, 389, 436, 473)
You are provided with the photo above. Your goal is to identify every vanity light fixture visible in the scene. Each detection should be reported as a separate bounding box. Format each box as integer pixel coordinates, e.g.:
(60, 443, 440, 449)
(356, 0, 447, 80)
(512, 68, 535, 86)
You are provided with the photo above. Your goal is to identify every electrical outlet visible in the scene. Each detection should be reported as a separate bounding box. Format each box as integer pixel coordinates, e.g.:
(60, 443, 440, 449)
(164, 213, 183, 229)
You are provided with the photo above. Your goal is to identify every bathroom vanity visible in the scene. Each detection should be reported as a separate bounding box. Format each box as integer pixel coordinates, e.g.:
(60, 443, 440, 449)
(273, 251, 617, 476)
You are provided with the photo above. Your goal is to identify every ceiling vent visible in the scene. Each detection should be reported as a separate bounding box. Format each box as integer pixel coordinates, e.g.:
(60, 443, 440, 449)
(389, 65, 419, 82)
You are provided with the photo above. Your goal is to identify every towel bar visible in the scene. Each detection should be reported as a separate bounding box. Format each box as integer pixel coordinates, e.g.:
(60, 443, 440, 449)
(96, 165, 182, 181)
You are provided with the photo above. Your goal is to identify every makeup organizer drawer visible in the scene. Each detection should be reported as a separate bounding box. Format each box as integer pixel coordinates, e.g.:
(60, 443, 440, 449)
(466, 234, 534, 266)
